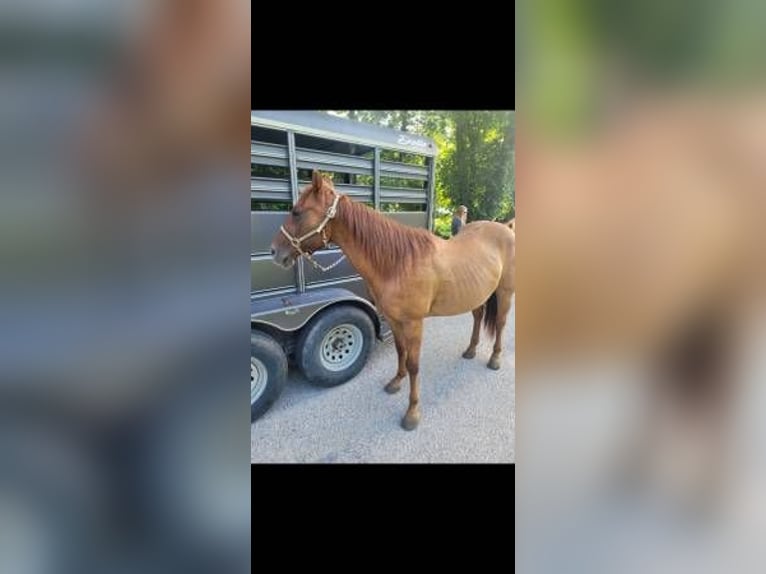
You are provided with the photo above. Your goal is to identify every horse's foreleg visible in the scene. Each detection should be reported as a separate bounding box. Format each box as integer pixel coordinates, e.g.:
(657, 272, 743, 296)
(384, 329, 408, 394)
(401, 320, 424, 431)
(488, 288, 514, 370)
(462, 305, 485, 359)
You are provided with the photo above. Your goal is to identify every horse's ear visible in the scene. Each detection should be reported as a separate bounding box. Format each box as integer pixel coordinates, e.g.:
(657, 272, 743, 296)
(312, 170, 323, 192)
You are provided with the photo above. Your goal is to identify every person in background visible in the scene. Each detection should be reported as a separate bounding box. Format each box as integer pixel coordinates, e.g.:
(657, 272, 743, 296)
(451, 205, 468, 236)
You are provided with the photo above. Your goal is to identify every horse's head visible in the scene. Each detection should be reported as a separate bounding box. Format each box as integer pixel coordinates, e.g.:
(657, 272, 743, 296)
(271, 170, 340, 268)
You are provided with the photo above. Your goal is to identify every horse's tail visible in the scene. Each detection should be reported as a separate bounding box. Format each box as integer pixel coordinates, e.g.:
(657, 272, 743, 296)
(483, 290, 499, 338)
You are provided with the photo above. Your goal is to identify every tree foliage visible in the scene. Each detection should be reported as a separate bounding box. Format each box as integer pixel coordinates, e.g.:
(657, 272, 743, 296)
(327, 110, 515, 226)
(443, 111, 515, 222)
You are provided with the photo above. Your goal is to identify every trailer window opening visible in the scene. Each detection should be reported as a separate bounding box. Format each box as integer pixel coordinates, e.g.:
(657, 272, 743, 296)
(381, 203, 426, 212)
(252, 200, 290, 212)
(296, 169, 354, 185)
(296, 169, 373, 188)
(252, 165, 289, 179)
(294, 133, 374, 157)
(379, 176, 426, 190)
(251, 126, 286, 146)
(380, 149, 427, 166)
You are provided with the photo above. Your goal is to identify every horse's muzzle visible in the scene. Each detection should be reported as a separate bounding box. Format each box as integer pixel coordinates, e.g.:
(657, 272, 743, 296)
(270, 244, 295, 269)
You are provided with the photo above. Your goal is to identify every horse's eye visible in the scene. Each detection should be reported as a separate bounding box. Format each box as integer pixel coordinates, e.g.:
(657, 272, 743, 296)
(291, 208, 301, 218)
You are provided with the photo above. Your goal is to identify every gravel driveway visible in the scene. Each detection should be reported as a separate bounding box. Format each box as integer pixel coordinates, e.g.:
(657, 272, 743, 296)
(251, 301, 515, 463)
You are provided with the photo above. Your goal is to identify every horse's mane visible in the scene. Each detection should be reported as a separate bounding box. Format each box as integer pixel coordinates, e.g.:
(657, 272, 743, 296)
(337, 197, 436, 278)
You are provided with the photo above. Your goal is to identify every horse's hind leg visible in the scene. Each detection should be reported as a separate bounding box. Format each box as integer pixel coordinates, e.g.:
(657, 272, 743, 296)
(401, 320, 424, 431)
(384, 328, 407, 394)
(488, 287, 514, 370)
(462, 306, 485, 359)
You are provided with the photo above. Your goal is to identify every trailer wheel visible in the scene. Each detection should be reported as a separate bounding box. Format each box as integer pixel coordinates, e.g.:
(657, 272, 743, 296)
(251, 331, 288, 422)
(296, 306, 375, 387)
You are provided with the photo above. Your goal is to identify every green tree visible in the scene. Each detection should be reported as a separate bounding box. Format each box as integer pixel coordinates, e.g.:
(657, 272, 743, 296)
(442, 111, 515, 222)
(326, 110, 515, 224)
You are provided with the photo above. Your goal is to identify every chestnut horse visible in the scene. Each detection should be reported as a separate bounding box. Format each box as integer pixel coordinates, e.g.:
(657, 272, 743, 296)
(78, 0, 250, 195)
(271, 171, 515, 430)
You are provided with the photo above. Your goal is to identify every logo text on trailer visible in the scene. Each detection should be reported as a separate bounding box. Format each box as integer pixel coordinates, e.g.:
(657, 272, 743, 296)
(397, 135, 430, 150)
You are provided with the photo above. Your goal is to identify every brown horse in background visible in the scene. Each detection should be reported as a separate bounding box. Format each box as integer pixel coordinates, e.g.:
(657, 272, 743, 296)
(79, 0, 249, 195)
(519, 95, 766, 506)
(271, 171, 515, 430)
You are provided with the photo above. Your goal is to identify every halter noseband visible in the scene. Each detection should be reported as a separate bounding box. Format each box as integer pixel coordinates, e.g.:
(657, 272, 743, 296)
(279, 191, 346, 272)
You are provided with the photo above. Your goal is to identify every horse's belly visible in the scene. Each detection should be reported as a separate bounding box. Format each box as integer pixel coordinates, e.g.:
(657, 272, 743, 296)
(428, 282, 497, 316)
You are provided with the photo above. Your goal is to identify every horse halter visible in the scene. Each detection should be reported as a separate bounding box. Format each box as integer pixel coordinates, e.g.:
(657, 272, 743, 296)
(279, 190, 346, 272)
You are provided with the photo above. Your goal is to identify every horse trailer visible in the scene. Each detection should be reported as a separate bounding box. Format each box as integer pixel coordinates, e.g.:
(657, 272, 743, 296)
(251, 111, 438, 421)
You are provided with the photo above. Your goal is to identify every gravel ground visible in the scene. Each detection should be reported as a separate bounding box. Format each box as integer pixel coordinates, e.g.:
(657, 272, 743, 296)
(251, 301, 514, 463)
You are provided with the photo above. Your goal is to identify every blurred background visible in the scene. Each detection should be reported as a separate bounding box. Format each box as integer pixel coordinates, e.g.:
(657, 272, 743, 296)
(517, 0, 766, 572)
(0, 0, 250, 572)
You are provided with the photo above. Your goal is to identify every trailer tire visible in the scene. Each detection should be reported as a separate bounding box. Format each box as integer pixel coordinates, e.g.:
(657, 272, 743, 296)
(296, 306, 375, 387)
(251, 331, 288, 422)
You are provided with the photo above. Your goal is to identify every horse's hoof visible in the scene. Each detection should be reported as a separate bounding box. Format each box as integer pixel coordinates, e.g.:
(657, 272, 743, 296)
(384, 379, 402, 394)
(462, 348, 476, 359)
(487, 357, 501, 370)
(401, 412, 421, 431)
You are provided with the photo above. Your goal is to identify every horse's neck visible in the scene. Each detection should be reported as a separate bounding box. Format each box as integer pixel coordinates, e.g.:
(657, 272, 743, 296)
(331, 198, 390, 287)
